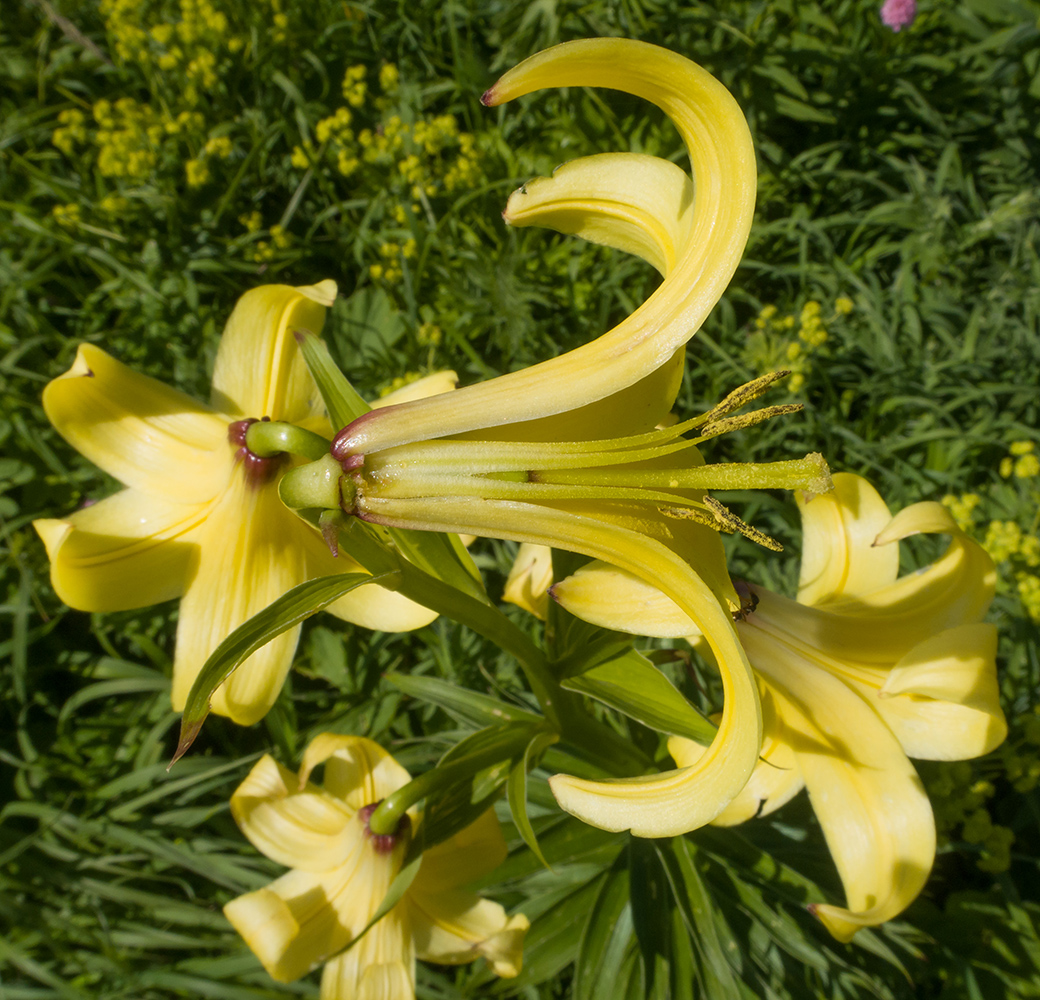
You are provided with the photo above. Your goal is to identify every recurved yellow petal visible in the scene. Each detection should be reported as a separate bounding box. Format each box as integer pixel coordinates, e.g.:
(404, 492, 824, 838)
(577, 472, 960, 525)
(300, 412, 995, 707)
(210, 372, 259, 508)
(668, 688, 803, 826)
(873, 622, 1006, 760)
(299, 734, 412, 810)
(739, 624, 935, 943)
(362, 493, 761, 836)
(796, 472, 898, 607)
(504, 153, 694, 277)
(502, 543, 553, 620)
(338, 38, 755, 454)
(552, 560, 695, 637)
(210, 281, 336, 424)
(34, 489, 205, 612)
(229, 755, 356, 872)
(42, 344, 230, 503)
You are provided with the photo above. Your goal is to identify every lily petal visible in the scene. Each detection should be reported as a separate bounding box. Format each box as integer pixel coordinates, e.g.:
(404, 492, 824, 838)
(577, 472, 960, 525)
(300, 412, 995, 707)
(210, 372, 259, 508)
(43, 344, 230, 503)
(210, 281, 336, 423)
(505, 152, 694, 277)
(502, 543, 554, 620)
(552, 560, 695, 637)
(412, 809, 508, 892)
(320, 913, 415, 1000)
(372, 370, 459, 407)
(302, 530, 438, 633)
(872, 622, 1006, 760)
(752, 513, 996, 665)
(170, 475, 307, 725)
(34, 489, 205, 612)
(668, 688, 804, 826)
(299, 734, 412, 810)
(408, 892, 527, 975)
(339, 38, 755, 453)
(739, 624, 935, 943)
(224, 845, 391, 983)
(796, 472, 898, 607)
(363, 494, 761, 836)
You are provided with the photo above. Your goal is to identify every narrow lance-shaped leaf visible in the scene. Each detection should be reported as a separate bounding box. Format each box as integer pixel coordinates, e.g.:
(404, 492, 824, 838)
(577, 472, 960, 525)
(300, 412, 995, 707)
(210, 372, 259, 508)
(561, 648, 717, 746)
(507, 729, 560, 871)
(173, 571, 388, 764)
(386, 671, 544, 728)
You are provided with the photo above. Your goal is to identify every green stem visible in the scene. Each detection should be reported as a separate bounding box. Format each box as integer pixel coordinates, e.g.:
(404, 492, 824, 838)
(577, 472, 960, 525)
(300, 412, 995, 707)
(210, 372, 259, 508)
(368, 724, 538, 836)
(336, 519, 565, 731)
(246, 420, 330, 460)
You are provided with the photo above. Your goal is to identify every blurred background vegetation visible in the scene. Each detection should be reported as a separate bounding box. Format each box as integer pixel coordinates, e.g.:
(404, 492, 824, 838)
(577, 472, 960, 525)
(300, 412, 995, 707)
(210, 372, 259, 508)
(2, 0, 1040, 996)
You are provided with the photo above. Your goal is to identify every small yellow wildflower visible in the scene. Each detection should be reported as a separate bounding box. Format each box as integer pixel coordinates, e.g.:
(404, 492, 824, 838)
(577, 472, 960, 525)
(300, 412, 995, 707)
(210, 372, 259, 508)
(1016, 572, 1040, 621)
(1010, 440, 1035, 456)
(185, 158, 210, 187)
(416, 322, 442, 346)
(270, 225, 291, 249)
(1000, 457, 1014, 478)
(290, 145, 312, 170)
(941, 493, 980, 532)
(983, 520, 1022, 564)
(343, 64, 367, 107)
(240, 210, 263, 233)
(1015, 454, 1040, 479)
(52, 203, 81, 228)
(380, 62, 400, 93)
(98, 194, 129, 215)
(204, 136, 234, 159)
(835, 296, 854, 314)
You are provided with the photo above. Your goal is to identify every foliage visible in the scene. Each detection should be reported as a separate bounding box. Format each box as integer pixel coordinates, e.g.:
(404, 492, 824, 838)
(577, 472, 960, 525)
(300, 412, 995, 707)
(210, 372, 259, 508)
(2, 0, 1040, 997)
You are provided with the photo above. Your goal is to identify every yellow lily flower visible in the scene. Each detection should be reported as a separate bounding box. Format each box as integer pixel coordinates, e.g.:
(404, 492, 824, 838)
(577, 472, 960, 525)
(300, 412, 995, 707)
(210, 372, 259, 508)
(223, 734, 528, 998)
(554, 473, 1006, 939)
(33, 282, 448, 726)
(320, 38, 830, 839)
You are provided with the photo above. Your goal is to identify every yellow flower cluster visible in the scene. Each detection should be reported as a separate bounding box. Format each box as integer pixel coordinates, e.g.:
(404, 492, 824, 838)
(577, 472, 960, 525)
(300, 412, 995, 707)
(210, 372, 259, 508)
(369, 239, 417, 284)
(52, 203, 81, 228)
(235, 213, 292, 262)
(100, 0, 241, 105)
(941, 492, 982, 532)
(380, 371, 426, 396)
(745, 296, 852, 393)
(291, 65, 483, 233)
(52, 109, 88, 155)
(93, 98, 164, 179)
(929, 761, 1015, 873)
(1000, 440, 1040, 479)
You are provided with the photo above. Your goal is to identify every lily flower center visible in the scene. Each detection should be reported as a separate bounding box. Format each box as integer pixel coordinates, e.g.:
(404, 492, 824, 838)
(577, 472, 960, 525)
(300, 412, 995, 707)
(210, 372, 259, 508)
(357, 800, 411, 854)
(228, 417, 288, 488)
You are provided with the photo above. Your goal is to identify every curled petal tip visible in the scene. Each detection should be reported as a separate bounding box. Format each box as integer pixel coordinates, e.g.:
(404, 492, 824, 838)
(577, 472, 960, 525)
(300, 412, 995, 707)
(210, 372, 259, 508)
(480, 86, 498, 106)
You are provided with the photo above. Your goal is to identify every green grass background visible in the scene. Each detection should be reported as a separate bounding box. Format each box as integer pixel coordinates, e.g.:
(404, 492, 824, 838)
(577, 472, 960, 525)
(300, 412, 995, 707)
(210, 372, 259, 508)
(2, 0, 1040, 996)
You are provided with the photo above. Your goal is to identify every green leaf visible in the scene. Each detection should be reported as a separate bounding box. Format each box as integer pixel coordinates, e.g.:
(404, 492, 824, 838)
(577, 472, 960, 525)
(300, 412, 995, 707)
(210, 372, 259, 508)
(334, 286, 406, 354)
(573, 859, 634, 1000)
(507, 729, 559, 871)
(296, 330, 369, 428)
(629, 838, 672, 999)
(421, 721, 543, 848)
(174, 572, 386, 764)
(386, 671, 543, 728)
(561, 648, 717, 746)
(492, 874, 606, 993)
(655, 838, 742, 997)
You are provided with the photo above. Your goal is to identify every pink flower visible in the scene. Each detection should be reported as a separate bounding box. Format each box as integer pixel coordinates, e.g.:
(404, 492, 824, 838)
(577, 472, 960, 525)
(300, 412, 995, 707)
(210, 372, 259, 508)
(881, 0, 917, 31)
